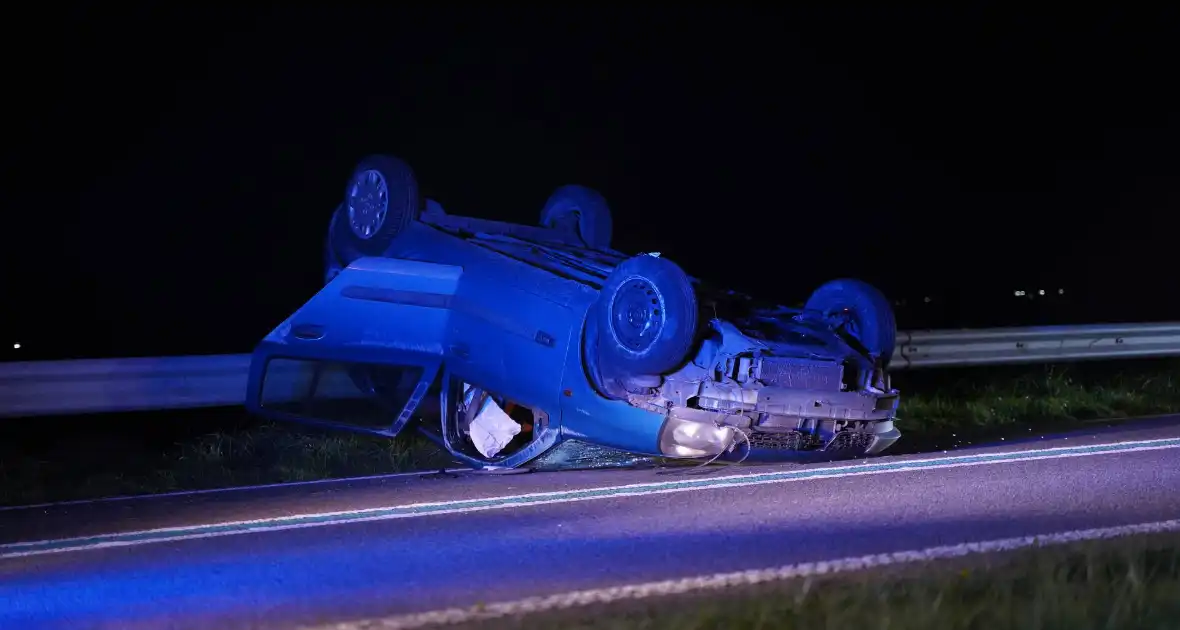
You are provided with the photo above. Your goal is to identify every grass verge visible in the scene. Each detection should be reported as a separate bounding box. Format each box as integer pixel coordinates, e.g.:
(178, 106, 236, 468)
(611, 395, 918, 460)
(892, 357, 1180, 450)
(447, 531, 1180, 630)
(0, 418, 451, 507)
(2, 358, 1180, 506)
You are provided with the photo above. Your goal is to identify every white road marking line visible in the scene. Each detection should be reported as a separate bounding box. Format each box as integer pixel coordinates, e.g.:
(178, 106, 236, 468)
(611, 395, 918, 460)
(0, 468, 472, 512)
(305, 518, 1180, 630)
(1, 437, 1177, 559)
(2, 415, 1163, 513)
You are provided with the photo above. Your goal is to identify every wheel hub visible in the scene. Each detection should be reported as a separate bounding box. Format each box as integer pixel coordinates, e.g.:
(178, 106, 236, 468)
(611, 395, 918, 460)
(610, 278, 664, 353)
(347, 169, 389, 240)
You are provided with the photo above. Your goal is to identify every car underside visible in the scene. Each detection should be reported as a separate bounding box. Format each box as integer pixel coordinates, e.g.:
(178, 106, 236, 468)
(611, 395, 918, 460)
(587, 290, 901, 463)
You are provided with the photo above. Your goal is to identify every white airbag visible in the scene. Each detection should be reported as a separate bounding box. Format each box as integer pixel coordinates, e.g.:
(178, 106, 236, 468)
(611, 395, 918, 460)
(468, 393, 521, 458)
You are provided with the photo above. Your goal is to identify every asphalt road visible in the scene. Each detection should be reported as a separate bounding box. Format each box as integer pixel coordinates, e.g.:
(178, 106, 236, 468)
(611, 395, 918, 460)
(2, 416, 1180, 629)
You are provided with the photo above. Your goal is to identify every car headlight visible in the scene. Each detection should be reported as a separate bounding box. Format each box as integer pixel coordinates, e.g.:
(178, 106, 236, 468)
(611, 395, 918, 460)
(659, 416, 735, 458)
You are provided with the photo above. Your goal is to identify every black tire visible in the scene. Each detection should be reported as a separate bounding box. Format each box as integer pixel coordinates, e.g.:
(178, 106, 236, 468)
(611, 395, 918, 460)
(331, 154, 419, 266)
(539, 184, 613, 250)
(581, 309, 627, 401)
(805, 279, 896, 367)
(594, 254, 698, 375)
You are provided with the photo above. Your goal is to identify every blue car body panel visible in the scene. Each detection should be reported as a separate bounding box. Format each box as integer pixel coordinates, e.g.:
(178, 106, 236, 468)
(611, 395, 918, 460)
(246, 256, 457, 437)
(246, 221, 671, 463)
(247, 211, 901, 469)
(383, 222, 668, 456)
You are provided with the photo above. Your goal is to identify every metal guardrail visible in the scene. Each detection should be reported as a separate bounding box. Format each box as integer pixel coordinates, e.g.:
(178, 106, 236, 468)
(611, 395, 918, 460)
(0, 354, 253, 418)
(3, 322, 1180, 418)
(894, 322, 1180, 369)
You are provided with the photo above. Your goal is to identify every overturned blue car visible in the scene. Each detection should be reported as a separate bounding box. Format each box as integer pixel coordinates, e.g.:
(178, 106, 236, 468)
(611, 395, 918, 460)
(245, 154, 902, 470)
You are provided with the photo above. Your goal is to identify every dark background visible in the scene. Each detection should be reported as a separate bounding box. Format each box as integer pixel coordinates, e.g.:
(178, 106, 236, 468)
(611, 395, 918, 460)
(4, 6, 1178, 361)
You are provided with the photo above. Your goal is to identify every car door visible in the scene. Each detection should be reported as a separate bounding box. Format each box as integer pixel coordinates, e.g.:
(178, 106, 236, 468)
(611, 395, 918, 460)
(245, 257, 462, 438)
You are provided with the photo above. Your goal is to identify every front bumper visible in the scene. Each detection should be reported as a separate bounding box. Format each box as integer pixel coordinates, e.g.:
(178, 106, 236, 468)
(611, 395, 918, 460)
(695, 382, 900, 423)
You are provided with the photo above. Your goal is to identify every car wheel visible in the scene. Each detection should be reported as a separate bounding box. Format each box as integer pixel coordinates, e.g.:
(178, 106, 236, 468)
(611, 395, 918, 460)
(330, 154, 420, 266)
(539, 184, 613, 250)
(594, 254, 698, 376)
(804, 278, 897, 367)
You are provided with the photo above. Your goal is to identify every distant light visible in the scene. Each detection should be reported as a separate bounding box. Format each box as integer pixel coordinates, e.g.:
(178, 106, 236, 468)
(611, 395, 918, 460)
(1058, 288, 1064, 295)
(1014, 290, 1025, 297)
(1038, 289, 1045, 296)
(12, 343, 19, 349)
(923, 296, 931, 303)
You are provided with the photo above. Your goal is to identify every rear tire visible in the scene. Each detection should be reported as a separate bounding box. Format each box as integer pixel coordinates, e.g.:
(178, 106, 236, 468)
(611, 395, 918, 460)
(539, 184, 613, 250)
(330, 154, 420, 266)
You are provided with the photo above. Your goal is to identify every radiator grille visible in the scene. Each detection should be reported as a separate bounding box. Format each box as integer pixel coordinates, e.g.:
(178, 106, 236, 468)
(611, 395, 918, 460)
(757, 357, 844, 391)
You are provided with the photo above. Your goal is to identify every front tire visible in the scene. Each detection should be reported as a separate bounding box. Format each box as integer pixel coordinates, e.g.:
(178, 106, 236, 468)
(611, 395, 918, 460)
(593, 254, 698, 376)
(805, 278, 896, 367)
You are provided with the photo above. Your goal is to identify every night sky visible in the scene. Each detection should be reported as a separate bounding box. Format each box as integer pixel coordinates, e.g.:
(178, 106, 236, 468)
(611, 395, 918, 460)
(5, 6, 1179, 360)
